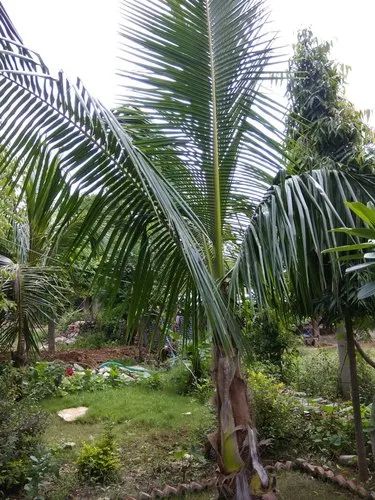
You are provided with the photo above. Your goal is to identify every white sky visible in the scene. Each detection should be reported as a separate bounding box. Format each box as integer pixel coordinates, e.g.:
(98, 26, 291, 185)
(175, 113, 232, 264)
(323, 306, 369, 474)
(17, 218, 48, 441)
(2, 0, 375, 126)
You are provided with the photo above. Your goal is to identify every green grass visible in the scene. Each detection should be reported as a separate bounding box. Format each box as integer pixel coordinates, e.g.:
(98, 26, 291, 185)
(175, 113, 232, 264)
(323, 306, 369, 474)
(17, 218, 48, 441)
(41, 385, 215, 498)
(277, 471, 355, 499)
(42, 384, 211, 432)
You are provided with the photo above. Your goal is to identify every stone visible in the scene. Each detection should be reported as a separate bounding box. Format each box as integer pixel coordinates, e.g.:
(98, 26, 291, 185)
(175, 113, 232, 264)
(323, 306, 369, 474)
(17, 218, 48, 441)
(346, 479, 358, 493)
(323, 469, 334, 480)
(73, 363, 84, 371)
(338, 454, 357, 466)
(304, 463, 316, 475)
(57, 407, 88, 422)
(190, 481, 203, 491)
(295, 458, 305, 468)
(356, 486, 367, 498)
(61, 441, 76, 449)
(285, 461, 293, 471)
(163, 485, 178, 496)
(138, 494, 151, 500)
(333, 474, 347, 487)
(315, 466, 325, 477)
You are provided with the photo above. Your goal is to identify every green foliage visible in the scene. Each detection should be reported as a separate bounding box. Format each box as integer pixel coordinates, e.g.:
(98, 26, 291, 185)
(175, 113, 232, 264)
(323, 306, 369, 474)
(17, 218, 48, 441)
(327, 202, 375, 300)
(282, 349, 375, 404)
(72, 330, 122, 349)
(248, 368, 371, 459)
(248, 370, 305, 456)
(0, 368, 49, 494)
(0, 362, 64, 402)
(244, 307, 299, 368)
(56, 309, 86, 335)
(23, 450, 58, 499)
(286, 29, 375, 174)
(58, 367, 135, 395)
(76, 429, 121, 484)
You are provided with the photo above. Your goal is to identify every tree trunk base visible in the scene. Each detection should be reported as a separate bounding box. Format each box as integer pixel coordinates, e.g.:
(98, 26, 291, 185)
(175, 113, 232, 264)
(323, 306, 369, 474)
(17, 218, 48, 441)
(212, 347, 273, 499)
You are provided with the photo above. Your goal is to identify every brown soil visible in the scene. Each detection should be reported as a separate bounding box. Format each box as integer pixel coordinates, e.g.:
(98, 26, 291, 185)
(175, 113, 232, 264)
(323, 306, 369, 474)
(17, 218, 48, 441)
(39, 346, 151, 367)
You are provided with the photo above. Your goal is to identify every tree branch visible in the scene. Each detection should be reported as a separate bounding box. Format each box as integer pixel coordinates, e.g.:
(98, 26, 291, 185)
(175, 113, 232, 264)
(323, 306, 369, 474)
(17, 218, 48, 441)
(354, 339, 375, 369)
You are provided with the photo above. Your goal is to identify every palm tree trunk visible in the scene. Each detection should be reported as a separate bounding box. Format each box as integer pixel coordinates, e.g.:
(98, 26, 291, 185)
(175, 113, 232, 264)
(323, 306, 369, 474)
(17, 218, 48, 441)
(212, 347, 272, 499)
(48, 319, 56, 354)
(12, 332, 26, 367)
(345, 314, 369, 482)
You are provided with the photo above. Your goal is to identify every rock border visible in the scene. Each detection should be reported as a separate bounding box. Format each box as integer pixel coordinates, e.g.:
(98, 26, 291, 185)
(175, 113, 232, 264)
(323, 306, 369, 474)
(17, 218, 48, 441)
(125, 458, 375, 499)
(269, 459, 372, 499)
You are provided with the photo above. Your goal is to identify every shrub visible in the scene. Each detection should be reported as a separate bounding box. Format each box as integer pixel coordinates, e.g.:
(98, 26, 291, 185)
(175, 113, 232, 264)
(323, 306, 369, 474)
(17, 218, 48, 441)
(73, 329, 121, 349)
(248, 368, 372, 460)
(282, 349, 375, 404)
(0, 369, 49, 494)
(27, 362, 65, 400)
(282, 350, 340, 400)
(76, 429, 121, 484)
(244, 309, 300, 370)
(248, 370, 305, 456)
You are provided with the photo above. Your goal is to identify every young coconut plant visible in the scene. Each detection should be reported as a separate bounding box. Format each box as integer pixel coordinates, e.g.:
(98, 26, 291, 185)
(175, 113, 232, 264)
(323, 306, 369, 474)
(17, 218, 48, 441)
(0, 1, 283, 497)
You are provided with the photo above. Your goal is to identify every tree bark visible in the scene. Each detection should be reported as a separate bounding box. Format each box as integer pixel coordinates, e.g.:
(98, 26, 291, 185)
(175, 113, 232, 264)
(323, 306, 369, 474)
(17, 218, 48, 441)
(336, 322, 351, 400)
(12, 332, 27, 367)
(212, 347, 275, 499)
(345, 314, 369, 482)
(48, 319, 56, 354)
(311, 317, 320, 346)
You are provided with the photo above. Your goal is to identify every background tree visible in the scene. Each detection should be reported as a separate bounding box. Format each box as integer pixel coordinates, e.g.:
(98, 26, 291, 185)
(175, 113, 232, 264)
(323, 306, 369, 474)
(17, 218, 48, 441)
(233, 30, 375, 481)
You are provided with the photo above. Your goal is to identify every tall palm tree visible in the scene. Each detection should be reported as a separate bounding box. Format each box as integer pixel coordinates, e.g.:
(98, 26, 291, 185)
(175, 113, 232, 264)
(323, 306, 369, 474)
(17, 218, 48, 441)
(232, 170, 375, 481)
(0, 1, 282, 497)
(0, 152, 74, 363)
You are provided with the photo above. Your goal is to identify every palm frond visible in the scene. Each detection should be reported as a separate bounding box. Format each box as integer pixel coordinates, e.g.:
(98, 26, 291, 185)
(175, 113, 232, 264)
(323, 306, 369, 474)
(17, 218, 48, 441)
(0, 259, 67, 351)
(232, 169, 375, 316)
(118, 0, 284, 243)
(0, 3, 239, 349)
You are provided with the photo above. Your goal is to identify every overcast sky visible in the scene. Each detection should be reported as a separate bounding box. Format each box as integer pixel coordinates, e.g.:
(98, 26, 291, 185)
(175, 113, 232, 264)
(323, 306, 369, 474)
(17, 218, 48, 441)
(2, 0, 375, 126)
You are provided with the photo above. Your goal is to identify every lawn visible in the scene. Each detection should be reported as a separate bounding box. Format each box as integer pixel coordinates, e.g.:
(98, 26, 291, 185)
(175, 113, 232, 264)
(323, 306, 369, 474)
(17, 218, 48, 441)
(40, 385, 216, 498)
(39, 383, 361, 499)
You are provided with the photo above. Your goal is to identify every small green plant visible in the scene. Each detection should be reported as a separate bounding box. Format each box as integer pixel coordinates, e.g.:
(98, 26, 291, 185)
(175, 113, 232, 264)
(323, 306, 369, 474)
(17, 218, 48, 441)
(76, 429, 121, 483)
(244, 307, 299, 370)
(141, 372, 163, 390)
(0, 368, 49, 494)
(23, 450, 58, 498)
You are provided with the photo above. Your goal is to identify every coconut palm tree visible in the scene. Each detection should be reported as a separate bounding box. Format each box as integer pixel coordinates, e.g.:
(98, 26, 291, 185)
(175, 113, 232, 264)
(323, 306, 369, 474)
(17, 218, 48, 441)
(0, 152, 76, 363)
(232, 169, 375, 481)
(0, 1, 284, 497)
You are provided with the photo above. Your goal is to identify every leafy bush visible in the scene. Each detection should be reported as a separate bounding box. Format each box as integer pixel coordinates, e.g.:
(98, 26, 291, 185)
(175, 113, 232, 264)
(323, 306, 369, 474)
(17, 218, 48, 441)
(282, 349, 375, 404)
(0, 362, 64, 402)
(0, 369, 50, 494)
(23, 450, 58, 498)
(282, 350, 340, 400)
(248, 368, 372, 460)
(76, 429, 121, 483)
(58, 366, 137, 396)
(141, 372, 163, 390)
(27, 362, 65, 400)
(73, 329, 122, 349)
(248, 370, 305, 456)
(244, 308, 300, 369)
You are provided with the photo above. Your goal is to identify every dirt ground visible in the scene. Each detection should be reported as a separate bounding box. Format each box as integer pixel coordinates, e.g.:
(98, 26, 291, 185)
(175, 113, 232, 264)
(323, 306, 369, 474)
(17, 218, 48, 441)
(39, 345, 151, 367)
